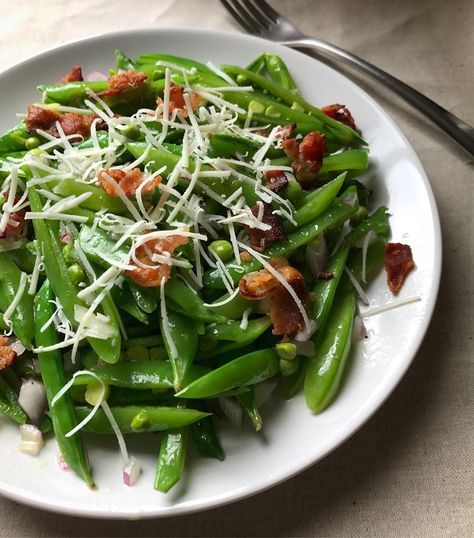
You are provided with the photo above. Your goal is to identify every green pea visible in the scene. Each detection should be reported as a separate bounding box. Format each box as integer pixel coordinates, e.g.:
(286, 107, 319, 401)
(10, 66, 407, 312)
(62, 243, 77, 264)
(25, 136, 40, 150)
(248, 100, 265, 114)
(28, 148, 46, 158)
(291, 102, 304, 112)
(236, 74, 247, 85)
(350, 206, 369, 224)
(265, 105, 281, 118)
(130, 410, 151, 431)
(209, 240, 234, 262)
(126, 345, 150, 362)
(123, 124, 140, 140)
(280, 357, 300, 376)
(67, 263, 85, 284)
(275, 342, 297, 361)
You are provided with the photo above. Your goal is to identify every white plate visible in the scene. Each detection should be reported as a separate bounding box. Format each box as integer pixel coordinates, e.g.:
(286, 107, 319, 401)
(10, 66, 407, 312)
(0, 28, 441, 519)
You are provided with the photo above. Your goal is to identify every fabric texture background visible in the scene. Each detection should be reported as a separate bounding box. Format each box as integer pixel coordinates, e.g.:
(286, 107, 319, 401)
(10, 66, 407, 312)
(0, 0, 472, 536)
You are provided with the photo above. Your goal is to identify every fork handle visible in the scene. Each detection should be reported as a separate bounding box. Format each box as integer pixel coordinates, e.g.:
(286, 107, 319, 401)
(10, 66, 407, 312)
(289, 36, 474, 156)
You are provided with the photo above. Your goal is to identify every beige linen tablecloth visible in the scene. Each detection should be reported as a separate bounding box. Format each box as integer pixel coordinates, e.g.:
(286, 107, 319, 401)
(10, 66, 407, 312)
(0, 0, 472, 536)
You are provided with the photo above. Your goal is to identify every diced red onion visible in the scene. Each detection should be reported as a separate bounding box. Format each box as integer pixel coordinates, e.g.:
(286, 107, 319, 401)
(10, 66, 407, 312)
(219, 397, 242, 430)
(18, 379, 47, 426)
(8, 338, 25, 356)
(123, 456, 141, 487)
(57, 453, 71, 472)
(352, 315, 367, 342)
(306, 236, 328, 279)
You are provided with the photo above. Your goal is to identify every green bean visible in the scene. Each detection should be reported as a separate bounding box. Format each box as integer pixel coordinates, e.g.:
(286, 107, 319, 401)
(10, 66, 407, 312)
(203, 190, 359, 289)
(265, 54, 298, 92)
(0, 375, 27, 424)
(0, 252, 35, 349)
(165, 276, 226, 324)
(75, 405, 209, 434)
(35, 280, 94, 487)
(190, 401, 224, 460)
(221, 65, 365, 146)
(237, 387, 262, 431)
(284, 173, 346, 231)
(160, 310, 198, 391)
(73, 360, 209, 390)
(305, 291, 356, 413)
(53, 179, 128, 214)
(154, 426, 188, 493)
(176, 349, 280, 399)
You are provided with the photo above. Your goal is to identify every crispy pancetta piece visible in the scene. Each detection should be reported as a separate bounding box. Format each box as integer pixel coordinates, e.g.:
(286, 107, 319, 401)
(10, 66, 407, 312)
(0, 194, 28, 239)
(245, 202, 285, 252)
(60, 65, 83, 83)
(126, 234, 189, 287)
(0, 336, 16, 371)
(239, 257, 310, 336)
(98, 71, 147, 98)
(321, 103, 356, 130)
(283, 131, 328, 188)
(26, 105, 107, 138)
(156, 83, 200, 119)
(264, 170, 288, 194)
(97, 168, 161, 197)
(384, 243, 415, 295)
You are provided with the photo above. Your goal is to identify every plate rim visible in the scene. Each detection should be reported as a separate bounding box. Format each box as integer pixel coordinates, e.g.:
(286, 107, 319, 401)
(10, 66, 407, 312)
(0, 26, 442, 519)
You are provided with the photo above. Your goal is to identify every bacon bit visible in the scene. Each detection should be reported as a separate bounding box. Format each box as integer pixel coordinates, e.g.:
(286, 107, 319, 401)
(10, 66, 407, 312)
(98, 71, 147, 98)
(245, 202, 285, 253)
(276, 124, 296, 140)
(156, 83, 200, 119)
(264, 170, 288, 194)
(240, 252, 252, 263)
(97, 168, 161, 197)
(321, 104, 356, 130)
(60, 65, 83, 83)
(0, 336, 16, 371)
(239, 257, 309, 336)
(0, 194, 28, 239)
(318, 272, 334, 280)
(384, 243, 415, 295)
(125, 235, 189, 287)
(26, 105, 107, 138)
(283, 131, 328, 188)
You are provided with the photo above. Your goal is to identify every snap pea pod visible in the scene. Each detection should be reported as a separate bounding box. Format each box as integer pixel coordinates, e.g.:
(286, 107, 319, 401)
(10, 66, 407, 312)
(38, 80, 108, 105)
(35, 280, 94, 487)
(28, 186, 120, 363)
(203, 191, 359, 289)
(126, 143, 260, 205)
(75, 405, 209, 434)
(115, 50, 138, 71)
(344, 206, 390, 247)
(110, 284, 149, 324)
(205, 290, 252, 320)
(0, 375, 27, 424)
(124, 335, 163, 348)
(128, 282, 158, 314)
(2, 366, 21, 393)
(284, 173, 346, 231)
(282, 358, 307, 400)
(190, 400, 224, 461)
(53, 179, 128, 214)
(8, 247, 36, 274)
(0, 123, 30, 154)
(208, 133, 283, 159)
(312, 245, 350, 332)
(202, 317, 272, 359)
(0, 313, 6, 330)
(106, 387, 172, 406)
(176, 349, 280, 399)
(237, 387, 262, 431)
(304, 291, 356, 413)
(319, 149, 369, 175)
(245, 52, 267, 73)
(160, 309, 198, 391)
(265, 54, 298, 92)
(165, 276, 226, 324)
(342, 237, 386, 289)
(202, 317, 271, 345)
(72, 360, 209, 390)
(221, 65, 365, 146)
(154, 426, 188, 493)
(0, 252, 34, 349)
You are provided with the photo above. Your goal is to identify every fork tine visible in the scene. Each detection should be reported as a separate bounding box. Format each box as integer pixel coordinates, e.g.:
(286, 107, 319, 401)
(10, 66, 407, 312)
(240, 0, 273, 30)
(251, 0, 280, 23)
(220, 0, 261, 34)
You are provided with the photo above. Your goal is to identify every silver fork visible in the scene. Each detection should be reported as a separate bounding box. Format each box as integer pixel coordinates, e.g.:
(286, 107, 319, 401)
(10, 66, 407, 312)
(221, 0, 474, 157)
